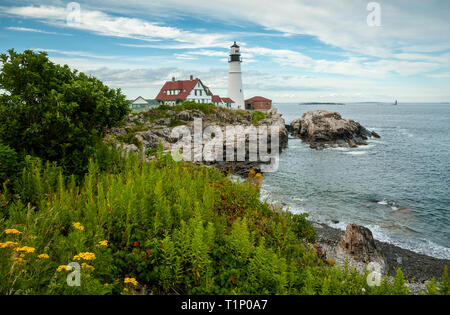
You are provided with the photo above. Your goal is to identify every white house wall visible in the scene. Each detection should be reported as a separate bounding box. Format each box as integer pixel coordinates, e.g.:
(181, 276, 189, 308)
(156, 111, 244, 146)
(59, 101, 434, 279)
(186, 81, 212, 104)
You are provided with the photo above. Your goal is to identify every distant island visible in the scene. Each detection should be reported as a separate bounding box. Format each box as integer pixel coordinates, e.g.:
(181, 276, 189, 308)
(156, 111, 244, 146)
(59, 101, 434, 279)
(299, 102, 345, 105)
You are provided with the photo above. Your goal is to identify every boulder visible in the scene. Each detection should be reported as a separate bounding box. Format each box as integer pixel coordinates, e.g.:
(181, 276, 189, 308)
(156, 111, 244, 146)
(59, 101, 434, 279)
(290, 110, 380, 149)
(338, 224, 385, 266)
(176, 111, 193, 121)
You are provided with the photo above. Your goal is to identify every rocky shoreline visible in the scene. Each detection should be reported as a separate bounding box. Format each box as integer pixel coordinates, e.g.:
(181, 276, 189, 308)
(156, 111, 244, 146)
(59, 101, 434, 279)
(312, 221, 449, 290)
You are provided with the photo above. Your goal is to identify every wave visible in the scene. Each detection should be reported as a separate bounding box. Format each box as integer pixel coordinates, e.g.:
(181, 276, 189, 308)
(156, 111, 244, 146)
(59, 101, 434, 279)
(399, 128, 414, 138)
(367, 224, 450, 260)
(260, 190, 450, 259)
(344, 151, 367, 155)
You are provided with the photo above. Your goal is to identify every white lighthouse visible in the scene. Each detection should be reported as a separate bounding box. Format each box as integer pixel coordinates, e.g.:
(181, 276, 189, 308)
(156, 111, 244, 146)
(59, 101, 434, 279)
(227, 42, 244, 109)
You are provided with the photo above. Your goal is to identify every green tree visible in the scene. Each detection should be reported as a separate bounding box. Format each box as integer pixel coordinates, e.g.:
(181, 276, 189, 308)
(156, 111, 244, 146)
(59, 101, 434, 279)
(0, 142, 20, 185)
(0, 49, 130, 174)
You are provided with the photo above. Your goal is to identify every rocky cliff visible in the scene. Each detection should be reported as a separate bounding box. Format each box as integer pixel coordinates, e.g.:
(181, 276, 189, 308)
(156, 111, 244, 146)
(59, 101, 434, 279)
(107, 106, 288, 176)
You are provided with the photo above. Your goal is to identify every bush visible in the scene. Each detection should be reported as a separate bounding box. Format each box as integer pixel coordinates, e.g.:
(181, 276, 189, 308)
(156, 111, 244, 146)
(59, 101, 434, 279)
(0, 49, 130, 175)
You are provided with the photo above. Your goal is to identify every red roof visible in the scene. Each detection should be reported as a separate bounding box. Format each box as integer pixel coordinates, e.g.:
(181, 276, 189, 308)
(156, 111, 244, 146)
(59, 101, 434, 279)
(245, 96, 271, 102)
(155, 78, 199, 101)
(221, 97, 234, 103)
(212, 95, 222, 103)
(204, 85, 213, 96)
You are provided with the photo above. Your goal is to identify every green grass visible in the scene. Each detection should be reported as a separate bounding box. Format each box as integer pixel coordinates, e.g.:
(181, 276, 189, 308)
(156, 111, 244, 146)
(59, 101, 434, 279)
(251, 111, 266, 125)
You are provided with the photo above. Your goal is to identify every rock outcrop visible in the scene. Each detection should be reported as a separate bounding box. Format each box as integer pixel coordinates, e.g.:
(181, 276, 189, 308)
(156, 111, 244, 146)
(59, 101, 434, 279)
(290, 110, 380, 149)
(108, 108, 288, 176)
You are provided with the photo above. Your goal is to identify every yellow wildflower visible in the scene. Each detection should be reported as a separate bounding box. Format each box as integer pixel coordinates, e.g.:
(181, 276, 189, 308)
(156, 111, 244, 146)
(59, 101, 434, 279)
(81, 263, 95, 271)
(13, 257, 26, 264)
(97, 240, 108, 247)
(73, 252, 96, 261)
(72, 222, 85, 231)
(15, 246, 35, 254)
(124, 277, 138, 286)
(4, 229, 21, 235)
(57, 265, 71, 272)
(30, 235, 37, 240)
(37, 253, 49, 259)
(0, 241, 19, 248)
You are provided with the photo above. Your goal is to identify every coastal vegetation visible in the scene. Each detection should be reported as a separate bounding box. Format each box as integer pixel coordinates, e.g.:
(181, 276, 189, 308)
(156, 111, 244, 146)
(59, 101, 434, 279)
(0, 50, 448, 295)
(0, 49, 130, 177)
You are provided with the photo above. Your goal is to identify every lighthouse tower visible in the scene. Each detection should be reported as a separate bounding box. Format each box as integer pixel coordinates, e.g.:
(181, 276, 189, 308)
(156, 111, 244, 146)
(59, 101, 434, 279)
(227, 42, 244, 109)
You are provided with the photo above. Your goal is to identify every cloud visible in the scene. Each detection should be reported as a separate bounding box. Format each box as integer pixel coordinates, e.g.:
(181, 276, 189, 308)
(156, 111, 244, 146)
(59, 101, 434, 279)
(3, 5, 230, 48)
(427, 72, 450, 79)
(82, 0, 450, 56)
(245, 46, 442, 76)
(32, 48, 118, 59)
(6, 26, 72, 36)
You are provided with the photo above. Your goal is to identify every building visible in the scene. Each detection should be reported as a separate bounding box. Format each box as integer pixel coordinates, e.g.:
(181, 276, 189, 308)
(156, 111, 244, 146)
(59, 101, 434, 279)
(221, 98, 235, 109)
(245, 96, 272, 111)
(227, 42, 244, 109)
(130, 97, 159, 111)
(212, 95, 235, 109)
(155, 75, 212, 106)
(212, 95, 224, 107)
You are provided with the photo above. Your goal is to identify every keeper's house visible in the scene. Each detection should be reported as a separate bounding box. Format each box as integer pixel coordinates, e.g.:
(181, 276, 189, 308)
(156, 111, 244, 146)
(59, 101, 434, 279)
(155, 75, 213, 106)
(245, 96, 272, 111)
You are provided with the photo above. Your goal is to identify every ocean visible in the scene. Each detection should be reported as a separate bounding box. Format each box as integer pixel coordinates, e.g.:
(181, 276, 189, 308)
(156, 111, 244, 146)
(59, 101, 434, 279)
(262, 103, 450, 259)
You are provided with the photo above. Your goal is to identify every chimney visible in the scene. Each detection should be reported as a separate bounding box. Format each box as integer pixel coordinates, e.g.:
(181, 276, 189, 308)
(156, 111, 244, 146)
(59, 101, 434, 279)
(172, 77, 175, 82)
(190, 75, 193, 80)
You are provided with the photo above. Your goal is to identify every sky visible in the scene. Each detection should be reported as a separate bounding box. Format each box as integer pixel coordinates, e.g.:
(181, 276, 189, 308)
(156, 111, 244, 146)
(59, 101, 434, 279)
(0, 0, 449, 103)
